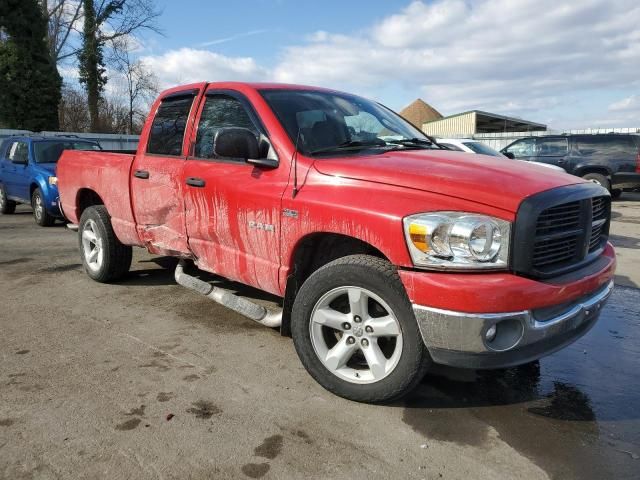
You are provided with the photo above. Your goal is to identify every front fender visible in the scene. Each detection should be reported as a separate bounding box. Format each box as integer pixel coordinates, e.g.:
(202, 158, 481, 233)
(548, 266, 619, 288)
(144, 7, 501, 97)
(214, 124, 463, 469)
(31, 174, 60, 215)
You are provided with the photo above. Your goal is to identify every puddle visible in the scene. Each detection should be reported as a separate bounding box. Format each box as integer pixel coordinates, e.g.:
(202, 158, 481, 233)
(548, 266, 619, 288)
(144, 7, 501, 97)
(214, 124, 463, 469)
(404, 286, 640, 479)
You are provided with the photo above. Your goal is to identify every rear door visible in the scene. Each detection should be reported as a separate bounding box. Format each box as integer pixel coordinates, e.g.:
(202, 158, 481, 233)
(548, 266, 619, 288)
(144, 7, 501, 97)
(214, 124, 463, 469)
(182, 89, 288, 295)
(532, 137, 570, 169)
(1, 140, 30, 200)
(130, 87, 204, 255)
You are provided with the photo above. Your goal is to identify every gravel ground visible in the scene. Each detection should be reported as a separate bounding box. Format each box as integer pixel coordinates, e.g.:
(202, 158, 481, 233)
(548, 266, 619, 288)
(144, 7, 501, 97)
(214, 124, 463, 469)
(1, 193, 639, 480)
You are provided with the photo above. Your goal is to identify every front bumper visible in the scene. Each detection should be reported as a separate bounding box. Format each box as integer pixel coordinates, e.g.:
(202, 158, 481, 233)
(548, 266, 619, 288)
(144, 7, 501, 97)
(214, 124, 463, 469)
(413, 280, 613, 369)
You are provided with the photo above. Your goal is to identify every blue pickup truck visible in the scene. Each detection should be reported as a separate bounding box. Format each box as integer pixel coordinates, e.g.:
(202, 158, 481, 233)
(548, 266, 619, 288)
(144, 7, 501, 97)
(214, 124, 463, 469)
(0, 135, 101, 226)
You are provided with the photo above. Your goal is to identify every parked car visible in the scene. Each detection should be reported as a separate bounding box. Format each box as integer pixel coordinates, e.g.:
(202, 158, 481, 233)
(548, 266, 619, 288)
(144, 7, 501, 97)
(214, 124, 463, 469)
(57, 82, 615, 403)
(0, 135, 102, 225)
(501, 134, 640, 197)
(437, 138, 566, 172)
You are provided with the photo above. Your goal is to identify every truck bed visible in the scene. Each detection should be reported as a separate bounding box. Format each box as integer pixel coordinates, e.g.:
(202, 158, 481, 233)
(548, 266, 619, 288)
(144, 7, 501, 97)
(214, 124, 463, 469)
(58, 151, 141, 246)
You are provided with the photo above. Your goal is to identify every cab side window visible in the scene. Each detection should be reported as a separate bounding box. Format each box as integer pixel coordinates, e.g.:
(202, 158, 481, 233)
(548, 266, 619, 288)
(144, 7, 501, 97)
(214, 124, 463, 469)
(195, 94, 259, 160)
(7, 141, 29, 164)
(536, 138, 568, 156)
(505, 138, 535, 156)
(147, 95, 195, 156)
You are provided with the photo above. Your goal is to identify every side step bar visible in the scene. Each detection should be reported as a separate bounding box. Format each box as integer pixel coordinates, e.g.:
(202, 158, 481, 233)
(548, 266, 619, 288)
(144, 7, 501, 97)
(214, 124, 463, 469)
(174, 261, 282, 328)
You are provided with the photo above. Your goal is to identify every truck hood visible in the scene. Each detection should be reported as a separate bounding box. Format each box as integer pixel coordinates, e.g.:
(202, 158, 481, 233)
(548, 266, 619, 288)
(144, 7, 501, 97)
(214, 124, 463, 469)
(312, 150, 583, 212)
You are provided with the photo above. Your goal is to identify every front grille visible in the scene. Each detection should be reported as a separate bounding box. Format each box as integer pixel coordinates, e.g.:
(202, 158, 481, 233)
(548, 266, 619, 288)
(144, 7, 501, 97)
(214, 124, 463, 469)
(512, 184, 611, 279)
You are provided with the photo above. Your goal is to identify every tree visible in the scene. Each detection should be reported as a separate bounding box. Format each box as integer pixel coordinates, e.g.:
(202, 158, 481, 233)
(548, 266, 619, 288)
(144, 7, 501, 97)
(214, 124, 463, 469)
(0, 0, 61, 130)
(111, 36, 158, 134)
(78, 0, 160, 131)
(58, 84, 90, 131)
(40, 0, 83, 64)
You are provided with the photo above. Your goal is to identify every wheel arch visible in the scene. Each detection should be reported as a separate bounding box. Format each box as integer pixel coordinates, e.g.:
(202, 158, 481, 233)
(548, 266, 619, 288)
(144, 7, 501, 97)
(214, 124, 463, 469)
(280, 232, 390, 336)
(574, 165, 612, 178)
(76, 188, 105, 217)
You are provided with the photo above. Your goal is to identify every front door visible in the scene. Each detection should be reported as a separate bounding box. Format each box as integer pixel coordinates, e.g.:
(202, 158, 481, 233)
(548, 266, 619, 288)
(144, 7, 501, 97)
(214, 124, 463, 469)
(1, 140, 30, 201)
(130, 88, 203, 256)
(182, 90, 288, 295)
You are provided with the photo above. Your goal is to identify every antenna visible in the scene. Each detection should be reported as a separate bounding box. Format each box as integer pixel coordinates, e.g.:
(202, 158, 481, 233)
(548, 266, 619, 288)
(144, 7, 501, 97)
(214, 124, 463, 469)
(292, 128, 301, 198)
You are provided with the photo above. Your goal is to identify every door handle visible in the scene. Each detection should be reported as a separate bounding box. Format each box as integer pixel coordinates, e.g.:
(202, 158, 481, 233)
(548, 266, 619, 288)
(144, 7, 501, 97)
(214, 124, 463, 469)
(186, 177, 206, 188)
(134, 170, 150, 179)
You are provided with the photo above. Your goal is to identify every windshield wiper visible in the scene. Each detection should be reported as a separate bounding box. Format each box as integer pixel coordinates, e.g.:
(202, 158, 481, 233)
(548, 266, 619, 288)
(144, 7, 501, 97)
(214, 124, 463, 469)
(308, 140, 387, 155)
(385, 137, 434, 148)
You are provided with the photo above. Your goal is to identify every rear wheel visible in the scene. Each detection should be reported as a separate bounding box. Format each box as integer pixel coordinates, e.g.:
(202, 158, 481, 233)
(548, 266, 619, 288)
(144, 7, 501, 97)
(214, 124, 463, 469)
(0, 185, 16, 214)
(582, 173, 611, 192)
(291, 255, 430, 403)
(79, 206, 132, 282)
(32, 188, 55, 226)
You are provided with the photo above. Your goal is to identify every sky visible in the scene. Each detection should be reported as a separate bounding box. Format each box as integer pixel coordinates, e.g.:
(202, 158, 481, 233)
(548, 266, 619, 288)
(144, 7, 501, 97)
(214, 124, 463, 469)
(127, 0, 640, 130)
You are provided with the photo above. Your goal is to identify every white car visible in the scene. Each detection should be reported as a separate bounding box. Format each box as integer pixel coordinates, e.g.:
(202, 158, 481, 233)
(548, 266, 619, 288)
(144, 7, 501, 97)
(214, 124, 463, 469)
(436, 138, 566, 172)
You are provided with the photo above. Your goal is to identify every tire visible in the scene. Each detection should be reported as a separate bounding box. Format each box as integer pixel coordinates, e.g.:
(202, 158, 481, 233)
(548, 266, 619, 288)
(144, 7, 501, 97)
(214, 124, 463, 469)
(0, 184, 16, 214)
(291, 255, 430, 403)
(78, 205, 132, 282)
(582, 173, 611, 192)
(31, 188, 55, 226)
(611, 189, 622, 199)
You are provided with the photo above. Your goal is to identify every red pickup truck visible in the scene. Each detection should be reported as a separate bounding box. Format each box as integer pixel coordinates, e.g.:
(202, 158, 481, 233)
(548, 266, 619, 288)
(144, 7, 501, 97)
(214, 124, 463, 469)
(58, 82, 615, 402)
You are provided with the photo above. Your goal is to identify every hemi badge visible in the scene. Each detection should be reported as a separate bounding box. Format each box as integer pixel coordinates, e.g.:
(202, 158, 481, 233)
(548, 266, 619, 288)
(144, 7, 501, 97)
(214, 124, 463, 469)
(283, 209, 298, 218)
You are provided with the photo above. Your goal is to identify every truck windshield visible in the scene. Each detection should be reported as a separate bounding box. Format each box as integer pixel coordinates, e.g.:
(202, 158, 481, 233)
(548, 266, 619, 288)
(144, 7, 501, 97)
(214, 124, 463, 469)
(260, 89, 436, 156)
(34, 140, 101, 164)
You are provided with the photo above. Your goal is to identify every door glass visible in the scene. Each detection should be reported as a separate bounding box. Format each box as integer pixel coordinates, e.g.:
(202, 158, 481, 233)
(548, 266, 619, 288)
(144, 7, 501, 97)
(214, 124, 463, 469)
(8, 142, 28, 164)
(505, 138, 535, 156)
(536, 138, 568, 156)
(195, 95, 259, 159)
(147, 95, 195, 156)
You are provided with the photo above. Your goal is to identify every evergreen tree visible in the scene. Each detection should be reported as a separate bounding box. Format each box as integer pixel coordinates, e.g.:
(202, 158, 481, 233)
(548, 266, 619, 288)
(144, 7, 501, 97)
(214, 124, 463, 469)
(0, 0, 61, 130)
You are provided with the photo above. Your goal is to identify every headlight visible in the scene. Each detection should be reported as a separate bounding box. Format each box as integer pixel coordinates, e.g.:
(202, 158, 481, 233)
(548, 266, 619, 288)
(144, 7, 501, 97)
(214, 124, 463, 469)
(48, 176, 58, 186)
(403, 212, 510, 270)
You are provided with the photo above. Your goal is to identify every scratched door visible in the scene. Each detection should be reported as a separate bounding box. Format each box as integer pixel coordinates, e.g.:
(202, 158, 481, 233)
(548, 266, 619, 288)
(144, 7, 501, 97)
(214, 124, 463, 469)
(182, 91, 288, 295)
(130, 90, 200, 256)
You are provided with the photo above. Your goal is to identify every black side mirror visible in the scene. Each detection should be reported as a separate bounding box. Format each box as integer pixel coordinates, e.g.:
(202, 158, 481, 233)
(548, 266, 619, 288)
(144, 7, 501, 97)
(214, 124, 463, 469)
(503, 151, 515, 159)
(214, 127, 260, 160)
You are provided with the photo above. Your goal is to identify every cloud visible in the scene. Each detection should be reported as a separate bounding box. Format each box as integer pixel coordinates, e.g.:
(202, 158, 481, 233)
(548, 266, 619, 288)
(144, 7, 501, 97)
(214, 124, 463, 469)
(609, 95, 640, 112)
(139, 48, 268, 87)
(137, 0, 640, 128)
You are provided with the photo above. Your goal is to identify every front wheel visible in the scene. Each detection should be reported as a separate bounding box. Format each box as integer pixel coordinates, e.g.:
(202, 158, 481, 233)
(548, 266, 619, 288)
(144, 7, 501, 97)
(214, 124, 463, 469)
(0, 184, 16, 214)
(291, 255, 430, 403)
(32, 188, 55, 226)
(79, 206, 132, 282)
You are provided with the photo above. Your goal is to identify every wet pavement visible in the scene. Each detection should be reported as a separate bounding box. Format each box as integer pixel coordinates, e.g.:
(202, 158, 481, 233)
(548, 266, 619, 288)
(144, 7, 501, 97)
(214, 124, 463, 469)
(405, 285, 640, 479)
(1, 195, 639, 479)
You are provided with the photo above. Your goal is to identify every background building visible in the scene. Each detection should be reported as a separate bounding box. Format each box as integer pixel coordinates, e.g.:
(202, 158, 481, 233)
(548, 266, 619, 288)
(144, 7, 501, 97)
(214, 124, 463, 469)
(422, 110, 547, 137)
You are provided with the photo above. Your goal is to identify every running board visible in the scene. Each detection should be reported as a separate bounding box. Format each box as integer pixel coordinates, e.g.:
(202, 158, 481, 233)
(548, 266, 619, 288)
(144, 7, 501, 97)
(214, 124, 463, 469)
(174, 261, 282, 328)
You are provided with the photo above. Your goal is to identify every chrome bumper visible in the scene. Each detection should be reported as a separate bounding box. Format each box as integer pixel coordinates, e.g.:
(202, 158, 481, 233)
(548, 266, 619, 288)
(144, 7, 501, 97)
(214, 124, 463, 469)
(413, 281, 613, 367)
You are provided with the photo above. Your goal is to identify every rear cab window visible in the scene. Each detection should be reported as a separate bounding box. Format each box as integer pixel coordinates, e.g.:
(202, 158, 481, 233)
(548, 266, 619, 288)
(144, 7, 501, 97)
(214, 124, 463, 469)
(147, 95, 196, 156)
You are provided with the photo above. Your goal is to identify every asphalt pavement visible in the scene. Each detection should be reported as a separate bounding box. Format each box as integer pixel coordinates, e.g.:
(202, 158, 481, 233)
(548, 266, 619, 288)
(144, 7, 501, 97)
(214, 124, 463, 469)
(1, 193, 639, 479)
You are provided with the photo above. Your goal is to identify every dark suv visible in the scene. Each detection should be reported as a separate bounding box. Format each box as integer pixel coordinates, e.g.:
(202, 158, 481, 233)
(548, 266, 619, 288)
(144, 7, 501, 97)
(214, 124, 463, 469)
(501, 133, 640, 197)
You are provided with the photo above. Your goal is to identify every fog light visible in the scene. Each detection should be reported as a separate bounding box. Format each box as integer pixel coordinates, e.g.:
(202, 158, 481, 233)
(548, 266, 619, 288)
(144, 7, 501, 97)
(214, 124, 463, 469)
(485, 324, 497, 342)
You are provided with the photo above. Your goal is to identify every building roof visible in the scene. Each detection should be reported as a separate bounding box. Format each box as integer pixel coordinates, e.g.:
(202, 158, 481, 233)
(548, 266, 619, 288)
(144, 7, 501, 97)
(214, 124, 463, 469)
(399, 99, 443, 128)
(424, 109, 546, 133)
